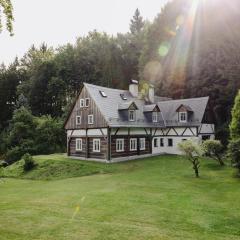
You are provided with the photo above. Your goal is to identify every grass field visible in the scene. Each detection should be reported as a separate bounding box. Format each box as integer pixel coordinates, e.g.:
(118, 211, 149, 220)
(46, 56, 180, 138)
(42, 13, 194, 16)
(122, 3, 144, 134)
(0, 154, 240, 240)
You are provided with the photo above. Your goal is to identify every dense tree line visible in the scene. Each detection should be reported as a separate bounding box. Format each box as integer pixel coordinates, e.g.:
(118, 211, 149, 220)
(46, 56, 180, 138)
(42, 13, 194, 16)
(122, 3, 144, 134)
(1, 1, 240, 162)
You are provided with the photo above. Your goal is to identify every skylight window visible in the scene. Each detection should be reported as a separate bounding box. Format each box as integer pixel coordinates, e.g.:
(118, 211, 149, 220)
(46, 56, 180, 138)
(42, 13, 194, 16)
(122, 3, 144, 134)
(120, 93, 127, 100)
(99, 90, 107, 97)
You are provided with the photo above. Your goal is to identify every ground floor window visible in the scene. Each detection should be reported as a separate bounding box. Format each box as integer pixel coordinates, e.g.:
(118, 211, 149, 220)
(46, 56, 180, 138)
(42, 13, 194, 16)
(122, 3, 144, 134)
(116, 139, 124, 152)
(76, 138, 82, 151)
(160, 138, 164, 147)
(168, 138, 173, 147)
(130, 138, 137, 151)
(202, 135, 211, 141)
(93, 139, 101, 152)
(154, 138, 158, 147)
(140, 138, 146, 150)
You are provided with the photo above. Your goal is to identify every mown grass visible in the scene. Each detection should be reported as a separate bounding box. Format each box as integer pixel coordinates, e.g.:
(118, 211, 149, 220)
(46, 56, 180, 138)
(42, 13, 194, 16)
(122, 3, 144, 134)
(0, 154, 240, 240)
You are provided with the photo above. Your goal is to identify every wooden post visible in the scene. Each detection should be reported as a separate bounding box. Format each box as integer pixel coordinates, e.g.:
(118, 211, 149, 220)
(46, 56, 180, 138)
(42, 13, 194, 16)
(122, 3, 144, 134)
(107, 127, 111, 161)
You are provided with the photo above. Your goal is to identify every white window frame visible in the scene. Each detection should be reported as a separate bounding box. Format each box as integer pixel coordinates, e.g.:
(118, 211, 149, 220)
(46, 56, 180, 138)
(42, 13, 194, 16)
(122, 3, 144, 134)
(116, 139, 124, 152)
(129, 110, 136, 122)
(179, 112, 187, 123)
(88, 114, 94, 125)
(130, 138, 137, 151)
(80, 99, 85, 108)
(76, 115, 81, 125)
(76, 138, 82, 151)
(152, 112, 158, 123)
(140, 138, 146, 150)
(93, 139, 101, 152)
(85, 98, 90, 107)
(153, 138, 158, 148)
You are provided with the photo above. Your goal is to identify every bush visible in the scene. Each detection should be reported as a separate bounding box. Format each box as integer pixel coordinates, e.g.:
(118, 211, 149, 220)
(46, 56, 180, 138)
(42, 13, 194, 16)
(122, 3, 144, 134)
(178, 140, 202, 178)
(5, 146, 25, 164)
(202, 140, 225, 166)
(228, 139, 240, 176)
(23, 153, 35, 171)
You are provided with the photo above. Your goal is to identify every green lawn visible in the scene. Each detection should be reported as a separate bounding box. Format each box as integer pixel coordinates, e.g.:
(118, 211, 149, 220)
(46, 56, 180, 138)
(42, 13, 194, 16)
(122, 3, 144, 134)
(0, 154, 239, 240)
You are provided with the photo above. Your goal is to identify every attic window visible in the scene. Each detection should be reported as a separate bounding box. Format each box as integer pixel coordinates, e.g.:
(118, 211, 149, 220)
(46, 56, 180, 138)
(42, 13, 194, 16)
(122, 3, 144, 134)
(99, 90, 107, 97)
(120, 94, 127, 100)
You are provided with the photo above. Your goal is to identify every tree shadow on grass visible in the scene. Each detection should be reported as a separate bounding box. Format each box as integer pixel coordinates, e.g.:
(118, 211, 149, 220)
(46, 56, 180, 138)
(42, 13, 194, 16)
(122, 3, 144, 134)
(204, 163, 226, 171)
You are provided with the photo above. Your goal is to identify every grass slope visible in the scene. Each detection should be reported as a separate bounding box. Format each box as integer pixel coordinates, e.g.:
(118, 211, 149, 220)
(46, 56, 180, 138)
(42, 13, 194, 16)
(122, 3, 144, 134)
(0, 154, 240, 240)
(0, 154, 120, 180)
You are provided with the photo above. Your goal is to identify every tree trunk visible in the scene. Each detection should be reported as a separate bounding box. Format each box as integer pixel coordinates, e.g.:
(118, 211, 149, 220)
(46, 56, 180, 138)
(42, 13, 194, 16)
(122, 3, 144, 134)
(194, 167, 199, 178)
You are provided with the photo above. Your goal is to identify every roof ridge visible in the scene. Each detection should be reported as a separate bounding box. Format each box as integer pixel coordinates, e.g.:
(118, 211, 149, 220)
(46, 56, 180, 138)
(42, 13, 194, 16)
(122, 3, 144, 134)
(84, 82, 127, 92)
(158, 96, 209, 103)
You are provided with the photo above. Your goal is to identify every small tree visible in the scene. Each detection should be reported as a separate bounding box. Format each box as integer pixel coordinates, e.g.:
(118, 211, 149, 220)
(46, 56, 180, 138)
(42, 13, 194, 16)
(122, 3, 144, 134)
(228, 139, 240, 176)
(23, 153, 35, 171)
(178, 140, 202, 178)
(202, 140, 225, 166)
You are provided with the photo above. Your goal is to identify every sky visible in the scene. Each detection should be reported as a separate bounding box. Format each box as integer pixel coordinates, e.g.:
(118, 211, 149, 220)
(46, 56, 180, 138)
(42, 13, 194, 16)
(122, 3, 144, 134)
(0, 0, 168, 65)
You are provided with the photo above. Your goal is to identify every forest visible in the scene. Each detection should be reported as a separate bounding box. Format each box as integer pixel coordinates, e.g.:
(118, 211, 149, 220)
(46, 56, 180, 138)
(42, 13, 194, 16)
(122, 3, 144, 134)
(0, 0, 240, 162)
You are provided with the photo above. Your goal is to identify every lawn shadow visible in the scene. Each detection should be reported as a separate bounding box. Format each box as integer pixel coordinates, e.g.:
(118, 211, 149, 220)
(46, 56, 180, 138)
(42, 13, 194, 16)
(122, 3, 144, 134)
(205, 162, 226, 171)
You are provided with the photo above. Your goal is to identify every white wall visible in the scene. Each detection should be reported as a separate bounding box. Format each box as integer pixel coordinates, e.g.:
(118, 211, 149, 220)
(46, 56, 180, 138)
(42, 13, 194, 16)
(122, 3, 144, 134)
(152, 136, 200, 155)
(67, 128, 107, 137)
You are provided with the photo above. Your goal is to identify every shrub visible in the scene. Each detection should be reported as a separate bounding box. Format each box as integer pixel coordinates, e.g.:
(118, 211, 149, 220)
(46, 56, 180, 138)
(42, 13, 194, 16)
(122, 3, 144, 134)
(178, 140, 202, 178)
(202, 140, 225, 166)
(23, 153, 35, 171)
(5, 146, 25, 164)
(228, 139, 240, 176)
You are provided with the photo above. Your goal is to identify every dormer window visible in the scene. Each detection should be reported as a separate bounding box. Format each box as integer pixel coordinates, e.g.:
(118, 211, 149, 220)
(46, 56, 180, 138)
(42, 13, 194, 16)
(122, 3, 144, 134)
(179, 112, 187, 122)
(129, 110, 136, 122)
(152, 112, 158, 123)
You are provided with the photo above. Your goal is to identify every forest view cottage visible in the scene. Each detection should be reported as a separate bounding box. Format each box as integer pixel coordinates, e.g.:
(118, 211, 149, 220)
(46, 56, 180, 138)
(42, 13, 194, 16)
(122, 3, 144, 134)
(64, 81, 215, 162)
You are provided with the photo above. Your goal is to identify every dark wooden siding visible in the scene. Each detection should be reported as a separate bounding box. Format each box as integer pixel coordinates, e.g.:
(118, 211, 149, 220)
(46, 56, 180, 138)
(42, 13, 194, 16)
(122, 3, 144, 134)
(111, 135, 151, 158)
(69, 137, 107, 159)
(65, 86, 108, 130)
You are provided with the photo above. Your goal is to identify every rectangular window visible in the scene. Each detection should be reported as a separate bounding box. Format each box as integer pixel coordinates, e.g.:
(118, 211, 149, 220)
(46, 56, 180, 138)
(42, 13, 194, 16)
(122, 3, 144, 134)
(129, 110, 136, 122)
(93, 139, 101, 152)
(154, 138, 158, 148)
(76, 115, 81, 125)
(80, 99, 85, 108)
(140, 138, 146, 150)
(130, 138, 137, 151)
(76, 138, 82, 151)
(168, 138, 173, 147)
(152, 112, 158, 122)
(88, 114, 94, 124)
(85, 98, 90, 107)
(160, 138, 164, 147)
(179, 112, 187, 122)
(116, 139, 124, 152)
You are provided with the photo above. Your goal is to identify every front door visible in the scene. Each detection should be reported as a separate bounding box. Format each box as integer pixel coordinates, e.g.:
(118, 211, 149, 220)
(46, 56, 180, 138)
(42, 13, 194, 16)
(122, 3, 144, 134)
(152, 137, 161, 154)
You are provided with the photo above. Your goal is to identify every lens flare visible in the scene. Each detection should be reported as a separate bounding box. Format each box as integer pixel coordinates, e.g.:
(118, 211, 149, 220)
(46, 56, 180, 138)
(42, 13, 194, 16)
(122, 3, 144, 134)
(158, 42, 171, 57)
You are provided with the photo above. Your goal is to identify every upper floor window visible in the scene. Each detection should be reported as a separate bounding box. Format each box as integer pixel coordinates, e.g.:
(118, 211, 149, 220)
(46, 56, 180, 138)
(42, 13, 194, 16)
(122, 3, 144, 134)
(85, 98, 90, 107)
(140, 138, 146, 150)
(76, 138, 82, 151)
(88, 114, 94, 124)
(93, 139, 101, 152)
(129, 110, 136, 122)
(152, 112, 158, 123)
(80, 99, 85, 108)
(116, 139, 124, 152)
(76, 115, 81, 125)
(179, 112, 187, 123)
